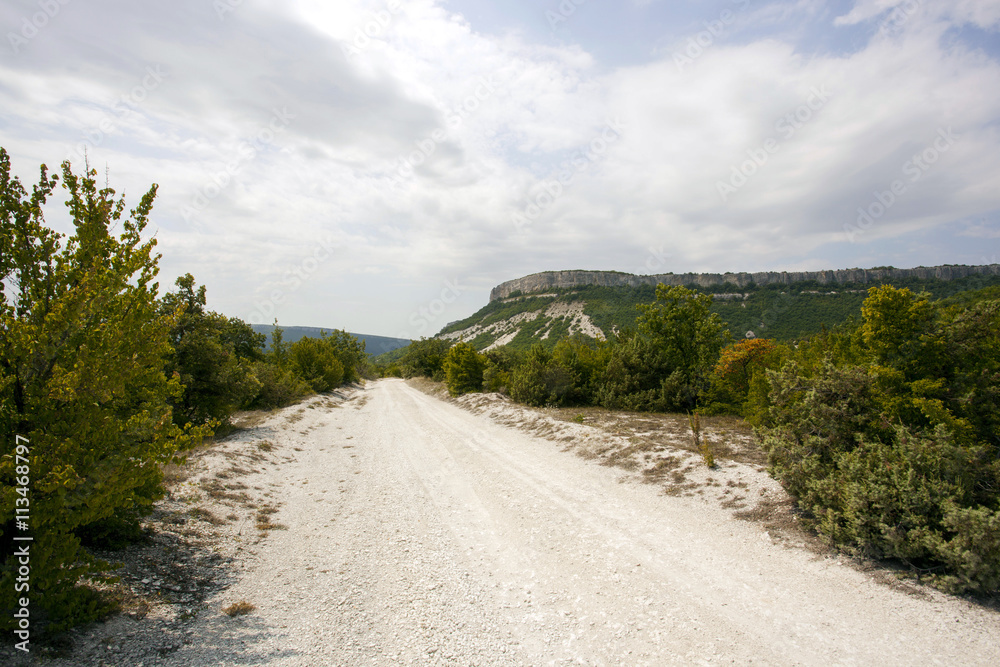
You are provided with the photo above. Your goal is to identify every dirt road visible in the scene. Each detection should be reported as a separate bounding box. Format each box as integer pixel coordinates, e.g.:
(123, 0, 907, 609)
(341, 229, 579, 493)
(29, 378, 1000, 665)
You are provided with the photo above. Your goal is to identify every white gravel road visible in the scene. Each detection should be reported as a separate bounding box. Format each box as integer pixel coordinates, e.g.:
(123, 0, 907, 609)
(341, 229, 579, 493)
(18, 378, 1000, 666)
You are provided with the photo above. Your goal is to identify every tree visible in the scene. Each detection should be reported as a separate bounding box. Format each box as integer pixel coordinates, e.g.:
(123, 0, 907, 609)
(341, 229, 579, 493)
(397, 338, 452, 380)
(289, 335, 345, 392)
(0, 149, 207, 631)
(160, 274, 262, 426)
(707, 337, 784, 418)
(444, 342, 485, 396)
(597, 285, 728, 412)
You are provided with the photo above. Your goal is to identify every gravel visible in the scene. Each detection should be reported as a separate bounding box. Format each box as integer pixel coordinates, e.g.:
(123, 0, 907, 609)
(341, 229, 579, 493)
(7, 378, 1000, 665)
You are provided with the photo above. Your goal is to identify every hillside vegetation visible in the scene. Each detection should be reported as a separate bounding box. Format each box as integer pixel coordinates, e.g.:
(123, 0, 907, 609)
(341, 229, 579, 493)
(433, 273, 1000, 352)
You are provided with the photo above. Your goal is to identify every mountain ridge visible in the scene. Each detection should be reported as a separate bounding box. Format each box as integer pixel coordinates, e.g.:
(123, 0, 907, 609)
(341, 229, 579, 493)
(489, 264, 1000, 302)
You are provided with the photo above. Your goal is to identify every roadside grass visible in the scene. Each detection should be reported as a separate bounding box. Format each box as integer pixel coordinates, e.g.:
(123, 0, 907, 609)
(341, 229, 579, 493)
(222, 600, 255, 617)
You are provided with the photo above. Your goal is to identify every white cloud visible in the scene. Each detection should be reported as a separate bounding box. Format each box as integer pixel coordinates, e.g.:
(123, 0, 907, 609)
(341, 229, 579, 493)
(2, 0, 998, 334)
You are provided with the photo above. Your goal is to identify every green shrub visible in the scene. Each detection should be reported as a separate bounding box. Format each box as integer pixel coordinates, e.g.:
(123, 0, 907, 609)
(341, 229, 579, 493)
(482, 348, 520, 393)
(160, 275, 264, 426)
(0, 150, 208, 631)
(289, 336, 345, 392)
(246, 360, 311, 409)
(444, 343, 485, 396)
(508, 345, 580, 407)
(758, 285, 1000, 593)
(397, 338, 452, 380)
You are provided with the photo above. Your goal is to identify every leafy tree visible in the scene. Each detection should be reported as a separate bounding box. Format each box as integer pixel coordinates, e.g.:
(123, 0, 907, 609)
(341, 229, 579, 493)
(160, 274, 262, 426)
(320, 329, 367, 383)
(508, 344, 557, 407)
(482, 347, 521, 393)
(636, 285, 728, 394)
(288, 335, 345, 392)
(397, 338, 452, 380)
(705, 338, 785, 418)
(508, 344, 581, 407)
(595, 286, 728, 412)
(0, 150, 207, 631)
(443, 342, 485, 396)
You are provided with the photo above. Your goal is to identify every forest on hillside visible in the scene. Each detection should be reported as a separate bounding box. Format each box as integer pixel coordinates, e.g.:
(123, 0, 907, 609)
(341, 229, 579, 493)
(436, 275, 1000, 350)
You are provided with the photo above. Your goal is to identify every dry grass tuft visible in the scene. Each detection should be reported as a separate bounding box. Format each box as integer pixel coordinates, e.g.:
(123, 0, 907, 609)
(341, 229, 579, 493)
(690, 412, 715, 468)
(222, 600, 255, 617)
(188, 506, 226, 525)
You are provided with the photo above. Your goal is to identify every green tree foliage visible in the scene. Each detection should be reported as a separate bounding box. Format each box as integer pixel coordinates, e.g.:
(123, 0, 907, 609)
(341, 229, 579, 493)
(509, 345, 567, 407)
(0, 150, 208, 631)
(704, 338, 786, 420)
(598, 286, 728, 412)
(481, 347, 520, 392)
(289, 336, 344, 392)
(443, 343, 485, 396)
(320, 329, 367, 384)
(160, 274, 263, 426)
(286, 329, 366, 393)
(759, 285, 1000, 593)
(506, 340, 606, 407)
(396, 338, 452, 381)
(239, 322, 311, 409)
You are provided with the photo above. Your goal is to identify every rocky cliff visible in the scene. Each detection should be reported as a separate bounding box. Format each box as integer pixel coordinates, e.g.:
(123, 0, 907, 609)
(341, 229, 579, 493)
(489, 265, 1000, 302)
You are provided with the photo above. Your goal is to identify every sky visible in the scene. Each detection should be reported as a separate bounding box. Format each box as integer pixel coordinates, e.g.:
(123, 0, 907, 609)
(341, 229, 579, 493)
(2, 0, 999, 339)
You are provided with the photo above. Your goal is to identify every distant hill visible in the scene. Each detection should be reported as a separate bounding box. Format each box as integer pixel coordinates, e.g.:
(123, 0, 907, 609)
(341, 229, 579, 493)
(438, 264, 1000, 351)
(251, 325, 410, 357)
(490, 264, 1000, 301)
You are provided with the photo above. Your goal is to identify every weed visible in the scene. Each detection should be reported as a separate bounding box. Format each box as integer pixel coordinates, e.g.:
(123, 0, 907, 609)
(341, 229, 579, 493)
(257, 440, 274, 452)
(222, 600, 255, 617)
(188, 507, 226, 525)
(572, 414, 585, 424)
(690, 411, 715, 468)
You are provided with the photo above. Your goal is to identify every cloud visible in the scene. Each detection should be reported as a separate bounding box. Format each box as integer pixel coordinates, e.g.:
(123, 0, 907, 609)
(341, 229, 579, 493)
(2, 0, 999, 334)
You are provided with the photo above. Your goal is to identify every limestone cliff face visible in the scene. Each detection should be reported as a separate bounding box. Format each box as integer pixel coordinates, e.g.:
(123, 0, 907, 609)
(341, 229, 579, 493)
(488, 265, 1000, 302)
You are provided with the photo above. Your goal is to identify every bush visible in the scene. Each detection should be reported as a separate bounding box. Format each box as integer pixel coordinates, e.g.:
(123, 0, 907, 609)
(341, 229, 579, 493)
(289, 336, 345, 392)
(707, 338, 783, 416)
(397, 338, 452, 380)
(160, 275, 264, 426)
(508, 344, 581, 407)
(482, 348, 520, 393)
(0, 150, 207, 631)
(758, 285, 1000, 593)
(443, 343, 485, 396)
(246, 360, 311, 409)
